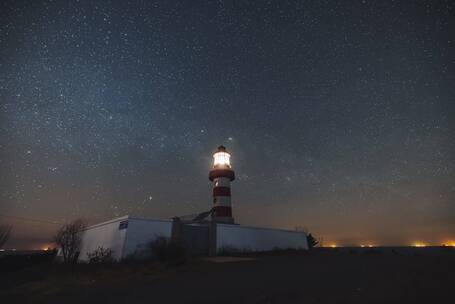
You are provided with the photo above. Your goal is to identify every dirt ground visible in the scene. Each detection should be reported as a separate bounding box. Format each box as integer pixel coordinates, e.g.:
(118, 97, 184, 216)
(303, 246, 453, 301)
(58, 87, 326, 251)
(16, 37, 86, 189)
(1, 248, 453, 303)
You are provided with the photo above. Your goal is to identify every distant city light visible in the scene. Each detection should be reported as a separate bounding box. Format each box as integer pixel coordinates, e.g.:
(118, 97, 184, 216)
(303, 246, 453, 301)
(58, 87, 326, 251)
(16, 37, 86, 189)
(413, 242, 426, 247)
(329, 244, 337, 248)
(360, 244, 374, 248)
(41, 244, 54, 251)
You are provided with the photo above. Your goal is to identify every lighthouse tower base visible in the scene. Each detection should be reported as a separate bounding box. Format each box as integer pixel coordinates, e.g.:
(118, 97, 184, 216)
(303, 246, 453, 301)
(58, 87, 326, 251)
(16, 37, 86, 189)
(212, 215, 235, 224)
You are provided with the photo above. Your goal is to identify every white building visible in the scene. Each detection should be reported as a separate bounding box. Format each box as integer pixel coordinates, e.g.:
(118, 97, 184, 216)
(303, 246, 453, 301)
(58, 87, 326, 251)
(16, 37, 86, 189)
(78, 216, 173, 261)
(78, 216, 308, 262)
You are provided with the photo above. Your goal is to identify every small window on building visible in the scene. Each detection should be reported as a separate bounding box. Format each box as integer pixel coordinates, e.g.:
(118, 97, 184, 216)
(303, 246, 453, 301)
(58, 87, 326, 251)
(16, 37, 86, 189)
(119, 220, 128, 230)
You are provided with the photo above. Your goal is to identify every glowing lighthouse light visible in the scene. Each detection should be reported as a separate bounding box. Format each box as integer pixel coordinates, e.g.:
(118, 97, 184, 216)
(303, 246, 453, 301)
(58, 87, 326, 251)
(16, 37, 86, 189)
(213, 150, 231, 168)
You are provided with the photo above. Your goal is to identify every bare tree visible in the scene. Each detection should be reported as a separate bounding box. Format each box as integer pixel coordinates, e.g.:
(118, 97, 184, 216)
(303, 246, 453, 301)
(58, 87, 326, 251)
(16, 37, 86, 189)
(307, 233, 319, 249)
(53, 219, 86, 263)
(295, 226, 319, 249)
(0, 225, 12, 248)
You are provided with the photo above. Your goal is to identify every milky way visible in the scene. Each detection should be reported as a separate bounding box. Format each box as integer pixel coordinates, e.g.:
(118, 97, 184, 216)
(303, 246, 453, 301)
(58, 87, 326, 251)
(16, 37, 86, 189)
(1, 0, 454, 248)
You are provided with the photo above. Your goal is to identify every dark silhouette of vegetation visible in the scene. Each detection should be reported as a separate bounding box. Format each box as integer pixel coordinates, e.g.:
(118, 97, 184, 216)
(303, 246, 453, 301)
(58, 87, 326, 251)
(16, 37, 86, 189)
(307, 233, 319, 249)
(217, 246, 305, 257)
(364, 248, 382, 254)
(148, 236, 187, 265)
(217, 245, 242, 256)
(295, 226, 319, 250)
(0, 250, 57, 273)
(0, 224, 12, 248)
(53, 219, 86, 263)
(87, 246, 114, 264)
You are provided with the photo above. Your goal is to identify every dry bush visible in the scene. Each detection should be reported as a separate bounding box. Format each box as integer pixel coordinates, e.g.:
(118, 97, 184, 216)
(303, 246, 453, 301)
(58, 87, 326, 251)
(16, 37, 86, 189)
(148, 236, 187, 264)
(0, 224, 12, 248)
(53, 219, 86, 263)
(87, 246, 114, 264)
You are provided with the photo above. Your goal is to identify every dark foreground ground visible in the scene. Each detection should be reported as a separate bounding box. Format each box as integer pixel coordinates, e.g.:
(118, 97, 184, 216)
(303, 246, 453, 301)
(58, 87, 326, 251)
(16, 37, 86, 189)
(1, 247, 453, 303)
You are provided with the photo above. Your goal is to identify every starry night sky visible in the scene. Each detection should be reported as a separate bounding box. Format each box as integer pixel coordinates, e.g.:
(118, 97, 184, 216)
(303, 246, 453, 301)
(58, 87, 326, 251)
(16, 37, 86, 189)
(1, 0, 454, 249)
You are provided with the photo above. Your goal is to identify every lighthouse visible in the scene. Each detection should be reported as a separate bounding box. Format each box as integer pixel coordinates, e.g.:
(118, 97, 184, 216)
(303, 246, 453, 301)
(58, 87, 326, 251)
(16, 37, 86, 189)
(209, 145, 235, 224)
(76, 145, 309, 261)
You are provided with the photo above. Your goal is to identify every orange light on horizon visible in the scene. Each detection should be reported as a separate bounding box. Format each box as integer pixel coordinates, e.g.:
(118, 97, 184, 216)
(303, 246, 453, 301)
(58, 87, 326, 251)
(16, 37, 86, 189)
(329, 244, 337, 248)
(41, 244, 54, 251)
(413, 242, 426, 247)
(360, 243, 374, 248)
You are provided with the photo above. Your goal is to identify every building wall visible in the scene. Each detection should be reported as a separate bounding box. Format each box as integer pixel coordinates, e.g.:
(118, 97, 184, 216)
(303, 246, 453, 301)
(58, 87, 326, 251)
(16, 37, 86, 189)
(78, 216, 308, 261)
(78, 216, 128, 262)
(216, 224, 308, 253)
(122, 218, 173, 258)
(180, 223, 210, 255)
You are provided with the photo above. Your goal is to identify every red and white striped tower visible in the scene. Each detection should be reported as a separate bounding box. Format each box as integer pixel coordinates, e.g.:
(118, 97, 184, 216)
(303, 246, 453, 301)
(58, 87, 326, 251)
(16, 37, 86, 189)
(209, 145, 235, 224)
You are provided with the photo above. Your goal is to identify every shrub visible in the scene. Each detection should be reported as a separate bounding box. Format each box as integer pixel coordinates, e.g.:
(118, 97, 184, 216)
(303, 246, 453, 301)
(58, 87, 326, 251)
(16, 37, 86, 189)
(148, 237, 187, 264)
(306, 233, 319, 249)
(218, 245, 242, 256)
(87, 246, 114, 264)
(0, 224, 12, 248)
